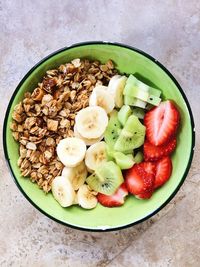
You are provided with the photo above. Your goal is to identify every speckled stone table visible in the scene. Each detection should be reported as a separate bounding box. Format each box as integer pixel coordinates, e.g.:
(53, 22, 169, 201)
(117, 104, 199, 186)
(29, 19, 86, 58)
(0, 1, 199, 266)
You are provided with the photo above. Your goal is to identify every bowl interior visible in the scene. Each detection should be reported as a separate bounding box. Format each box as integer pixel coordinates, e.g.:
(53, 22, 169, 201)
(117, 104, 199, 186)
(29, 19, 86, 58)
(4, 43, 194, 231)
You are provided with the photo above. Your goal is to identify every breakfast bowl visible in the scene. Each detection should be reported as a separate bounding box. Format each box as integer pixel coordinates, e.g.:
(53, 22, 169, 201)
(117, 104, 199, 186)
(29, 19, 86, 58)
(3, 42, 195, 231)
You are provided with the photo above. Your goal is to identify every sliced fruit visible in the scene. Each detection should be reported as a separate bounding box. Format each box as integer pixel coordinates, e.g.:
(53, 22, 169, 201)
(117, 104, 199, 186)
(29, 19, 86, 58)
(135, 191, 153, 199)
(61, 162, 87, 190)
(105, 145, 133, 159)
(118, 105, 132, 126)
(89, 86, 115, 114)
(56, 137, 86, 167)
(125, 163, 155, 196)
(85, 141, 107, 172)
(124, 74, 148, 98)
(123, 74, 149, 101)
(104, 110, 122, 147)
(123, 149, 134, 155)
(146, 95, 161, 106)
(74, 124, 104, 146)
(124, 95, 136, 106)
(149, 87, 161, 97)
(97, 183, 128, 207)
(143, 138, 177, 161)
(134, 151, 144, 163)
(75, 106, 108, 139)
(114, 115, 146, 152)
(124, 84, 149, 101)
(139, 161, 156, 176)
(108, 75, 122, 88)
(133, 99, 147, 108)
(132, 107, 145, 119)
(92, 85, 108, 91)
(52, 176, 75, 207)
(105, 145, 115, 161)
(144, 100, 180, 146)
(86, 161, 124, 195)
(77, 184, 98, 209)
(124, 95, 147, 108)
(154, 156, 172, 189)
(73, 193, 78, 204)
(113, 151, 135, 170)
(126, 153, 134, 160)
(108, 75, 127, 108)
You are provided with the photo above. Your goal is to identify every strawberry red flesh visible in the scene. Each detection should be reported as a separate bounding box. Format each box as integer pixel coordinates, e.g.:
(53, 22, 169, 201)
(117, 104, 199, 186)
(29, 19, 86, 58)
(139, 161, 156, 176)
(135, 191, 153, 199)
(97, 183, 128, 207)
(144, 137, 177, 161)
(154, 156, 172, 189)
(144, 100, 180, 146)
(125, 163, 155, 196)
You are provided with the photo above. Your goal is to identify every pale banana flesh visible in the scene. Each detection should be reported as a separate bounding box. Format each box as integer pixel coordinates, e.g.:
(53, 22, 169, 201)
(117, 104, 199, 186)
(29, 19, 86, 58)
(73, 124, 104, 146)
(108, 75, 127, 108)
(89, 86, 115, 114)
(77, 184, 98, 209)
(75, 106, 108, 139)
(56, 137, 86, 167)
(52, 176, 75, 207)
(85, 141, 107, 172)
(61, 161, 88, 191)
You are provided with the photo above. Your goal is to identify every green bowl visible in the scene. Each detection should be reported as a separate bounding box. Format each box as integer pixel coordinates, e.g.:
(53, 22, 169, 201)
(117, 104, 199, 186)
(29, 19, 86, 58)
(3, 42, 195, 231)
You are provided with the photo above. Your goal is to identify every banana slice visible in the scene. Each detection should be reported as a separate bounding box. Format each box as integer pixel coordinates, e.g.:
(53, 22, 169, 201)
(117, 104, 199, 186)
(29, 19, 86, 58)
(85, 141, 107, 172)
(92, 85, 108, 91)
(108, 75, 127, 108)
(52, 176, 75, 207)
(75, 106, 108, 139)
(89, 86, 115, 114)
(74, 124, 104, 146)
(77, 184, 98, 209)
(56, 137, 86, 167)
(73, 192, 78, 204)
(108, 75, 122, 88)
(61, 161, 88, 190)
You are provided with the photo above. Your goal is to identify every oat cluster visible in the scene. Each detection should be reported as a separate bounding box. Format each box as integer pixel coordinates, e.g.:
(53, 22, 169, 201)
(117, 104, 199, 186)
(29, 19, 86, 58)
(10, 58, 117, 192)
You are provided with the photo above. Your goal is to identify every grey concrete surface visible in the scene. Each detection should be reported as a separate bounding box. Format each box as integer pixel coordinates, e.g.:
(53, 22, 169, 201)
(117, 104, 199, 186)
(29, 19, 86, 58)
(0, 0, 199, 266)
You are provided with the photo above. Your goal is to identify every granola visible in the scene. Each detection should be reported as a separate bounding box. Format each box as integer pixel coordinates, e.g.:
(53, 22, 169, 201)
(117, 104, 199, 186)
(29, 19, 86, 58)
(10, 59, 118, 193)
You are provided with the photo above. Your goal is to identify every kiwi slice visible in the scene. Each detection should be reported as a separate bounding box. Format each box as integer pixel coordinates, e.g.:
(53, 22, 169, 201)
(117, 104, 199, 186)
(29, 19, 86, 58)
(86, 161, 124, 195)
(133, 99, 147, 108)
(105, 145, 115, 160)
(113, 151, 134, 170)
(104, 110, 122, 147)
(147, 95, 161, 106)
(114, 115, 146, 152)
(149, 87, 161, 97)
(132, 107, 145, 119)
(123, 149, 134, 154)
(124, 95, 136, 106)
(124, 95, 146, 108)
(123, 75, 149, 101)
(118, 105, 132, 126)
(134, 151, 144, 163)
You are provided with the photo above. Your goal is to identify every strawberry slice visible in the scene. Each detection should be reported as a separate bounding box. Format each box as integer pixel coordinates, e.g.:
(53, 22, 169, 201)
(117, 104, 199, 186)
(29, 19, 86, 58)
(144, 137, 177, 161)
(135, 191, 153, 199)
(134, 162, 155, 199)
(139, 161, 156, 176)
(125, 163, 155, 196)
(97, 183, 128, 207)
(154, 156, 172, 189)
(144, 100, 180, 146)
